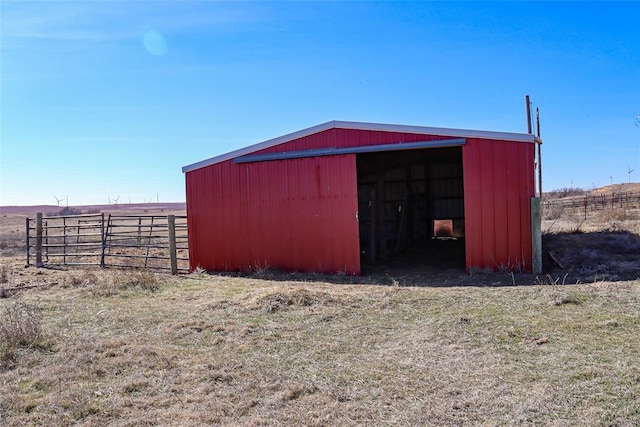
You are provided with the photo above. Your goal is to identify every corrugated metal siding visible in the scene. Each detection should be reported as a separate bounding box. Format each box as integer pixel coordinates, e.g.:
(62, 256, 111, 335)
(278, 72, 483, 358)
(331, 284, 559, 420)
(251, 128, 450, 155)
(462, 138, 535, 271)
(186, 154, 360, 274)
(186, 127, 536, 275)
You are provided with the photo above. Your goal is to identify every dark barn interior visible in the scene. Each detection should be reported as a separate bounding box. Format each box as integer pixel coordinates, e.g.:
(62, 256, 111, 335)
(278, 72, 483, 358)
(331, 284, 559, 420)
(356, 147, 465, 272)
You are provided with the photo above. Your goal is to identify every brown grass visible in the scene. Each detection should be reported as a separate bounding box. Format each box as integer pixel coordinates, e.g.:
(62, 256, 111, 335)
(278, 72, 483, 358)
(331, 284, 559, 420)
(1, 273, 639, 426)
(1, 201, 639, 424)
(80, 270, 161, 297)
(0, 301, 49, 369)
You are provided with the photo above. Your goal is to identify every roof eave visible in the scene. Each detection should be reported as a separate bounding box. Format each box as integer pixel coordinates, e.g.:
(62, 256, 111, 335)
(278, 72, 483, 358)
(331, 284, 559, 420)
(182, 120, 536, 173)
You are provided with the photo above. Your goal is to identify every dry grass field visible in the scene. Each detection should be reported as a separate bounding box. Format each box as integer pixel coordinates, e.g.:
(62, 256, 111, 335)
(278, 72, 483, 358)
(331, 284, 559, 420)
(1, 199, 639, 426)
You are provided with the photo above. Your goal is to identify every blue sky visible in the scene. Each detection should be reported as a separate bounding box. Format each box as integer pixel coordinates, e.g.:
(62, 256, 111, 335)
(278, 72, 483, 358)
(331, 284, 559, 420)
(1, 1, 638, 206)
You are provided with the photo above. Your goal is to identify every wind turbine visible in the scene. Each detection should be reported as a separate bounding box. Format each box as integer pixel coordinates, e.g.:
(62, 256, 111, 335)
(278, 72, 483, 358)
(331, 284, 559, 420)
(54, 196, 63, 206)
(627, 165, 635, 183)
(113, 195, 120, 205)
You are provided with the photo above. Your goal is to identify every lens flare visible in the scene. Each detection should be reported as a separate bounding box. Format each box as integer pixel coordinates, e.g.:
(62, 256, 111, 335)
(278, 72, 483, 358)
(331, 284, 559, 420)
(142, 30, 167, 56)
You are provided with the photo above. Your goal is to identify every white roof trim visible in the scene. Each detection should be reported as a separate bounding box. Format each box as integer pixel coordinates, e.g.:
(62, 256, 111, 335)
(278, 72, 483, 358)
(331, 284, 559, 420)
(182, 120, 537, 173)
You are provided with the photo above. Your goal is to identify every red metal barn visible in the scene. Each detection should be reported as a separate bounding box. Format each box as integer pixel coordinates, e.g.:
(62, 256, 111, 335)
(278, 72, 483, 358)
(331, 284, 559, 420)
(183, 121, 542, 275)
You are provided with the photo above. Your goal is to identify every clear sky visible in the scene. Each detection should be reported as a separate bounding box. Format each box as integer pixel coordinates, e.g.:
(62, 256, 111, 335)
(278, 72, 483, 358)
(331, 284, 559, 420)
(1, 1, 638, 206)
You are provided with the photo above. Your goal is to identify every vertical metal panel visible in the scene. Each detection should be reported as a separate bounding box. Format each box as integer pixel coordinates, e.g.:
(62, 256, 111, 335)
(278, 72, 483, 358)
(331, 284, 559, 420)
(462, 142, 483, 268)
(492, 141, 509, 266)
(505, 141, 523, 268)
(463, 138, 535, 272)
(478, 139, 495, 267)
(186, 154, 359, 275)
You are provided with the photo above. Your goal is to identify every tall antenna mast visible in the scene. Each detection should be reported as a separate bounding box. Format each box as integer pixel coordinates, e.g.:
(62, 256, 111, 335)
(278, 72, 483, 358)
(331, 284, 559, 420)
(536, 106, 542, 198)
(525, 95, 533, 134)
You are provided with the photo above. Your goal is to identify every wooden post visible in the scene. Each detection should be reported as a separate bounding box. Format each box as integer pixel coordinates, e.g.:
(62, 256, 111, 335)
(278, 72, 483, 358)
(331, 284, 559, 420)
(25, 217, 30, 267)
(35, 213, 43, 267)
(531, 198, 542, 274)
(168, 215, 177, 275)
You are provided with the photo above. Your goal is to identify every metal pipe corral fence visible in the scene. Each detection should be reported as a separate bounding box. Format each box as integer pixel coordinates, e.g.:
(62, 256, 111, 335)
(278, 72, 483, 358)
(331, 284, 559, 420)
(26, 213, 188, 274)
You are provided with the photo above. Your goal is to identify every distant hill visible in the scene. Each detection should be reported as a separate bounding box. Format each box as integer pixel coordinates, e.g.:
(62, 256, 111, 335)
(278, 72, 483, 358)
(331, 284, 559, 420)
(544, 183, 640, 201)
(591, 183, 640, 195)
(0, 202, 186, 216)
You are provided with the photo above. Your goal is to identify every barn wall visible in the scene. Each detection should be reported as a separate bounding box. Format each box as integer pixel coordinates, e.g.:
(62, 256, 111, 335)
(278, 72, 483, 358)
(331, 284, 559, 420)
(462, 138, 535, 271)
(252, 128, 452, 154)
(186, 154, 360, 274)
(186, 128, 464, 275)
(186, 127, 536, 275)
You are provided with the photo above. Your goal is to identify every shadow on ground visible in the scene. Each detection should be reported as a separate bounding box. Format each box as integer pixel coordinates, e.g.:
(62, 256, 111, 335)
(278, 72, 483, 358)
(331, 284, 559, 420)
(543, 228, 640, 283)
(217, 230, 640, 287)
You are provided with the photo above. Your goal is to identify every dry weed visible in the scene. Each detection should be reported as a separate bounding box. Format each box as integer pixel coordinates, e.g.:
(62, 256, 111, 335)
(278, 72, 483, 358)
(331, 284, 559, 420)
(597, 207, 639, 222)
(543, 204, 565, 221)
(550, 290, 592, 306)
(0, 264, 8, 284)
(0, 301, 47, 368)
(66, 271, 100, 288)
(0, 264, 9, 299)
(88, 270, 160, 297)
(252, 287, 334, 313)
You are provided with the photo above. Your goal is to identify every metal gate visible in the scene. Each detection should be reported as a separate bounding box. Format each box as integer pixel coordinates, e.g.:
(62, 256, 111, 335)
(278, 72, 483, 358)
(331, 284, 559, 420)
(26, 213, 188, 274)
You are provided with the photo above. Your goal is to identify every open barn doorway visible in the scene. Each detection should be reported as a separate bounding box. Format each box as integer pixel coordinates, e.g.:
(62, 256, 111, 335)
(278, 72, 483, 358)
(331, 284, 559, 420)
(356, 147, 466, 274)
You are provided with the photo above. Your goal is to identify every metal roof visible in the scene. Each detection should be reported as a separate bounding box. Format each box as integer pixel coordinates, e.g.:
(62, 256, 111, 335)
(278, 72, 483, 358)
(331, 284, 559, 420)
(182, 120, 538, 173)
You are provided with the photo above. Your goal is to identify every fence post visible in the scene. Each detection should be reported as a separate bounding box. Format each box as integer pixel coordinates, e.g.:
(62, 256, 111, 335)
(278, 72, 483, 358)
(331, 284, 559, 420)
(25, 217, 30, 267)
(584, 196, 587, 221)
(168, 215, 177, 275)
(531, 197, 542, 274)
(35, 212, 43, 267)
(100, 213, 107, 268)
